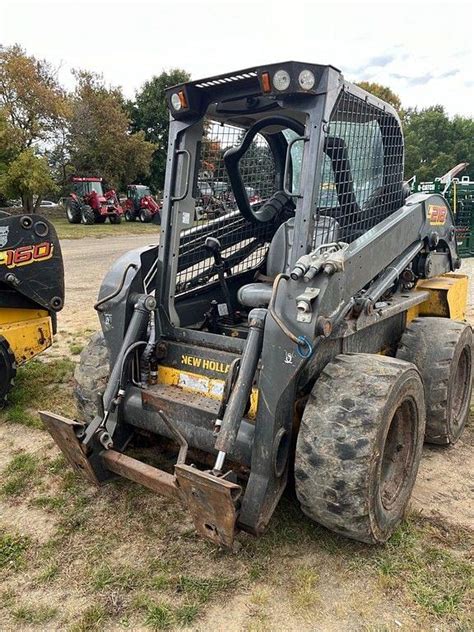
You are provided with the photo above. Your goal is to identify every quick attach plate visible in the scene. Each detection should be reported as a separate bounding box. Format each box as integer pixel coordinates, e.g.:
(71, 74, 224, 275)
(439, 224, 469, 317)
(175, 464, 241, 548)
(39, 411, 99, 486)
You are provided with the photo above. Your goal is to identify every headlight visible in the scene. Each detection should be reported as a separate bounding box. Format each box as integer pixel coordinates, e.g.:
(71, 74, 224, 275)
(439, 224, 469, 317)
(272, 69, 291, 91)
(298, 69, 315, 90)
(171, 92, 182, 111)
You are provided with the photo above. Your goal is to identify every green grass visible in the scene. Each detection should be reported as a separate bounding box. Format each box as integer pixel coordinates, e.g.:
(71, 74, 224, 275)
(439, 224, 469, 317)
(69, 343, 84, 355)
(0, 358, 75, 429)
(0, 530, 29, 570)
(52, 217, 158, 240)
(1, 453, 40, 497)
(69, 604, 108, 632)
(12, 604, 57, 624)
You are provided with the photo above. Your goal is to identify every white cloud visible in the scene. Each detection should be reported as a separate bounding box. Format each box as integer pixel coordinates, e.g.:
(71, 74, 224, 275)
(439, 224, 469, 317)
(1, 0, 473, 115)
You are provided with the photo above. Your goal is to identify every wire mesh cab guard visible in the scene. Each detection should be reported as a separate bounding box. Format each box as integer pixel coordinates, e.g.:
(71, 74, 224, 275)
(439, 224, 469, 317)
(161, 63, 404, 325)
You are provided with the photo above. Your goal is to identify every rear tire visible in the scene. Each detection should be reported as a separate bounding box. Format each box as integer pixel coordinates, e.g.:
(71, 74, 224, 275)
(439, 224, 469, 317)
(295, 354, 426, 544)
(139, 209, 152, 223)
(81, 204, 95, 225)
(397, 317, 473, 445)
(74, 331, 110, 423)
(0, 337, 16, 408)
(66, 200, 81, 224)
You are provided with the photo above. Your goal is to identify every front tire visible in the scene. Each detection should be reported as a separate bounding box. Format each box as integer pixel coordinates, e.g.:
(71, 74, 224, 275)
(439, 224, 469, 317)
(397, 317, 473, 444)
(124, 210, 135, 222)
(81, 204, 95, 225)
(295, 354, 426, 544)
(109, 214, 122, 224)
(74, 331, 110, 423)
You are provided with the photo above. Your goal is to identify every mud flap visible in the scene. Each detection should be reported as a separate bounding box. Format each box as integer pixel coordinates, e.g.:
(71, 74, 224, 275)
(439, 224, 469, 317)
(175, 464, 241, 548)
(39, 411, 99, 486)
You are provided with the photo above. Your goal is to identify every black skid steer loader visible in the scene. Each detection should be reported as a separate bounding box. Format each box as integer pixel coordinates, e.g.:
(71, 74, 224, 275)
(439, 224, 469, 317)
(41, 62, 472, 548)
(0, 212, 64, 404)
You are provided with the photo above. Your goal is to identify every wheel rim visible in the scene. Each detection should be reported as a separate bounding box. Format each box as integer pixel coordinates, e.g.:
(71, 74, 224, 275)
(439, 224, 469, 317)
(380, 398, 416, 511)
(451, 346, 470, 432)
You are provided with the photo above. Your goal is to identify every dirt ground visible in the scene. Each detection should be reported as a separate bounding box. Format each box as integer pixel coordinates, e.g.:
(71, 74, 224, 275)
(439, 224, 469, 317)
(1, 234, 473, 631)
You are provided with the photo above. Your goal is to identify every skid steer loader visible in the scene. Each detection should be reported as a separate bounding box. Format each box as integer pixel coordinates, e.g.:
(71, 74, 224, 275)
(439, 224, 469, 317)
(41, 62, 472, 548)
(0, 212, 64, 404)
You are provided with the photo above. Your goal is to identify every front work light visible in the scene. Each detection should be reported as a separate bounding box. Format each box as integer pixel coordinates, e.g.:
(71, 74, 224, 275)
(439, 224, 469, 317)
(298, 69, 315, 90)
(272, 69, 291, 91)
(171, 90, 188, 111)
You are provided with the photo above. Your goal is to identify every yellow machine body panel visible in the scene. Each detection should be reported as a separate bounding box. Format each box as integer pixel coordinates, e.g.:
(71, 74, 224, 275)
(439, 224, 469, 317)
(157, 365, 259, 420)
(406, 273, 468, 322)
(0, 308, 53, 365)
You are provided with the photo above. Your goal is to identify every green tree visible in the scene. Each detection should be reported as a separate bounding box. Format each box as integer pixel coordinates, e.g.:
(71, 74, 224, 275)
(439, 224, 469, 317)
(356, 81, 402, 113)
(129, 69, 190, 191)
(0, 149, 57, 211)
(0, 44, 69, 150)
(69, 71, 155, 190)
(403, 106, 473, 181)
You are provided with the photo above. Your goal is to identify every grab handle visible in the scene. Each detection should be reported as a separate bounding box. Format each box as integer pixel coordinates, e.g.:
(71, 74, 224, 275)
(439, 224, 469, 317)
(171, 149, 191, 202)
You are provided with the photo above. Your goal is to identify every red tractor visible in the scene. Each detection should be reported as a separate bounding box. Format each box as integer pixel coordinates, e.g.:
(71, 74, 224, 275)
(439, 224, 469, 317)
(124, 184, 161, 223)
(65, 177, 123, 225)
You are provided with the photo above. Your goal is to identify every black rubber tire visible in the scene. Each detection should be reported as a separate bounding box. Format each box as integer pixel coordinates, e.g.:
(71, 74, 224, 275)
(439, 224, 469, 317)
(81, 204, 95, 225)
(295, 354, 426, 544)
(139, 209, 152, 223)
(95, 215, 107, 224)
(397, 317, 473, 445)
(124, 210, 135, 222)
(0, 337, 16, 408)
(66, 199, 81, 224)
(109, 214, 122, 224)
(74, 331, 110, 423)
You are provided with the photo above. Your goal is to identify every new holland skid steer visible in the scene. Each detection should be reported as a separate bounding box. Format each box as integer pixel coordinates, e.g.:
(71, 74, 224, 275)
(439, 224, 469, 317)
(0, 212, 64, 404)
(41, 62, 472, 548)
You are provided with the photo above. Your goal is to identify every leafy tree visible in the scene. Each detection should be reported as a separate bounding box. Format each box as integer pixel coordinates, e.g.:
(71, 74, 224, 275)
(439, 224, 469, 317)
(69, 71, 155, 190)
(129, 69, 190, 191)
(0, 149, 57, 211)
(0, 44, 69, 150)
(356, 81, 402, 113)
(403, 106, 473, 181)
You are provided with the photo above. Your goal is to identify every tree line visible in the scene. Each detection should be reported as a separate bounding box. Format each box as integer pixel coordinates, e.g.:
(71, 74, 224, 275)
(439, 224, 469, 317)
(0, 45, 472, 211)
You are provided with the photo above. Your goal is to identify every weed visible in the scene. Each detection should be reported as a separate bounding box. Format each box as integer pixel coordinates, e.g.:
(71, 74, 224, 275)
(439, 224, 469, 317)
(0, 358, 75, 428)
(12, 604, 57, 624)
(1, 453, 40, 497)
(0, 530, 29, 570)
(145, 603, 174, 630)
(69, 343, 84, 355)
(69, 604, 107, 632)
(174, 603, 200, 626)
(177, 575, 238, 603)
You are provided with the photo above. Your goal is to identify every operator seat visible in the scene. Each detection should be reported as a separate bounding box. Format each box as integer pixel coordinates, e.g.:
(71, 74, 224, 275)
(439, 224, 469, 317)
(238, 215, 340, 308)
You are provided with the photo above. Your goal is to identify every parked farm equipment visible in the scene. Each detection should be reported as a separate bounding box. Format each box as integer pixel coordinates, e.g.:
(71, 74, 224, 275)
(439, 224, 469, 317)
(65, 177, 123, 225)
(124, 185, 161, 223)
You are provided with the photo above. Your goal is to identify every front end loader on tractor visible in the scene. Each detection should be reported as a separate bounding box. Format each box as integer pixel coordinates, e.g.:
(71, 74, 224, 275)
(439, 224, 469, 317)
(0, 212, 64, 405)
(42, 62, 472, 548)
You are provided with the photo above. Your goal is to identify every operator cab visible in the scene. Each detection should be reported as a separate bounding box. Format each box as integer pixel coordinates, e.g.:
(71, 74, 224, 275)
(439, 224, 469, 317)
(160, 62, 404, 339)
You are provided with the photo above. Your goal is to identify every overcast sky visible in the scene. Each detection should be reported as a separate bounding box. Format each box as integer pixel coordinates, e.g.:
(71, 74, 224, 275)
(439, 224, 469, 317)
(2, 0, 473, 116)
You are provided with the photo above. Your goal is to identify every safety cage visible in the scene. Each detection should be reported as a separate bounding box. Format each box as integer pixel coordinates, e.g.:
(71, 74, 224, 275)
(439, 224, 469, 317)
(160, 62, 404, 327)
